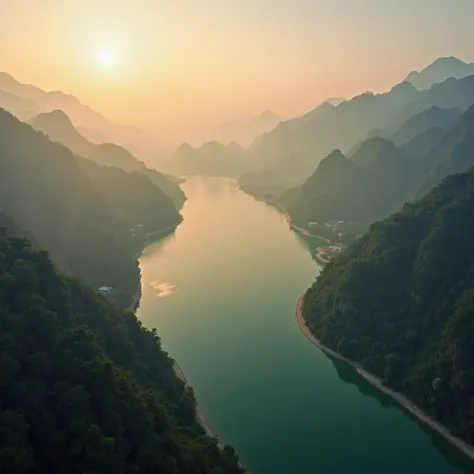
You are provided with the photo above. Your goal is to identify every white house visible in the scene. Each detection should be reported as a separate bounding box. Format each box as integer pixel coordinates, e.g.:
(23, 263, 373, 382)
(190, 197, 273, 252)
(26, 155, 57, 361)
(98, 286, 113, 294)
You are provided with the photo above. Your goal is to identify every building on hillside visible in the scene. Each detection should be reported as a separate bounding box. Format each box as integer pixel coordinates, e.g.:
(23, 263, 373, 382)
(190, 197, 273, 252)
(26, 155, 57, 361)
(98, 286, 113, 294)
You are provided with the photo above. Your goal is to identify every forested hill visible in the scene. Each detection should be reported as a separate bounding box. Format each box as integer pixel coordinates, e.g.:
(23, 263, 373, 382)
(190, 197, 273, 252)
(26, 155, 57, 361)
(31, 110, 186, 209)
(281, 140, 416, 226)
(76, 156, 182, 235)
(302, 168, 474, 443)
(0, 232, 245, 473)
(279, 105, 474, 231)
(0, 109, 181, 306)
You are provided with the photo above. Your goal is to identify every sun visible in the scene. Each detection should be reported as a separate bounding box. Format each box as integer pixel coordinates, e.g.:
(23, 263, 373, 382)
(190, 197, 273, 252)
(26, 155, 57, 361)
(97, 49, 117, 67)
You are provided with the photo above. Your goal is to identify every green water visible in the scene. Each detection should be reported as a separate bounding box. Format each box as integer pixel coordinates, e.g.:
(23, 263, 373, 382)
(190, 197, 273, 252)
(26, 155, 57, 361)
(137, 177, 473, 474)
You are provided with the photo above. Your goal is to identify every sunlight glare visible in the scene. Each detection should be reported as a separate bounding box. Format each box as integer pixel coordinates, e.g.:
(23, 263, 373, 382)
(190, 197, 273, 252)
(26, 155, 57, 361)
(97, 49, 117, 67)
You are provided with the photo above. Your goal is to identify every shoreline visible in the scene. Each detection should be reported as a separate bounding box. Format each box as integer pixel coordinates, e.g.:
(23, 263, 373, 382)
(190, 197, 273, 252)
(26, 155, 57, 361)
(173, 363, 248, 474)
(127, 280, 142, 312)
(128, 216, 219, 437)
(144, 219, 183, 243)
(263, 199, 331, 242)
(295, 294, 474, 462)
(315, 247, 330, 265)
(172, 362, 217, 438)
(127, 220, 182, 313)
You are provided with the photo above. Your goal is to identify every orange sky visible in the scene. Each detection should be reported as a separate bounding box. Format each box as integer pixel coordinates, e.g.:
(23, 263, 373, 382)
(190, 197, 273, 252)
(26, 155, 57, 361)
(1, 0, 474, 145)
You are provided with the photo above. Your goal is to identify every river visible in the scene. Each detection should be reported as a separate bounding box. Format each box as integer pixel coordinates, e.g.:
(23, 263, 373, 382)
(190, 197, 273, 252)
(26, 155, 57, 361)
(137, 177, 474, 474)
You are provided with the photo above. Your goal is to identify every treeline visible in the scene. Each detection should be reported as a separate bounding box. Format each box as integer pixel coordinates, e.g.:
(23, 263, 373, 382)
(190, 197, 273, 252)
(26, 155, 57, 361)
(302, 169, 474, 443)
(0, 232, 245, 473)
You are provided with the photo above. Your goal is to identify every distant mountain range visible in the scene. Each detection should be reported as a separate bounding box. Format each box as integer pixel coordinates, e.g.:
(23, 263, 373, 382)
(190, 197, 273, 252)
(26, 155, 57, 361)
(390, 106, 461, 146)
(0, 72, 165, 165)
(281, 104, 474, 228)
(202, 110, 283, 147)
(346, 105, 462, 156)
(238, 59, 474, 197)
(247, 81, 420, 172)
(172, 141, 248, 177)
(404, 56, 474, 90)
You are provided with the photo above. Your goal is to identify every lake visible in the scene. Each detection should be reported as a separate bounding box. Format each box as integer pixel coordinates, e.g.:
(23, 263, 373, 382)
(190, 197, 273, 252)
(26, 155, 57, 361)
(137, 177, 473, 474)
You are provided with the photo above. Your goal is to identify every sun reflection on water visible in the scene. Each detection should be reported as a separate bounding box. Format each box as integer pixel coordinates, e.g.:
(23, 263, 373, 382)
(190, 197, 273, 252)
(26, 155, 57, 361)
(149, 280, 185, 298)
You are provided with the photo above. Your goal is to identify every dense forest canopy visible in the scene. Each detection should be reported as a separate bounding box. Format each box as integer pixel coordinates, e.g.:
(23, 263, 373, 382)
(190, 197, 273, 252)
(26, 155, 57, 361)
(0, 232, 245, 473)
(302, 168, 474, 443)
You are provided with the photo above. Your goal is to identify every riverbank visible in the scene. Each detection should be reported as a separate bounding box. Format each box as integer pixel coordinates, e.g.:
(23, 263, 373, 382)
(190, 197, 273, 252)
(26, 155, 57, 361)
(126, 219, 183, 312)
(144, 218, 183, 243)
(295, 294, 474, 462)
(315, 247, 330, 265)
(127, 278, 142, 312)
(263, 199, 330, 242)
(172, 362, 217, 438)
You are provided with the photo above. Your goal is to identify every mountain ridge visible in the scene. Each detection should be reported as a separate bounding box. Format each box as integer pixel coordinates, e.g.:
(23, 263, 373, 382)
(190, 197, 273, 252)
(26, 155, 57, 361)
(31, 110, 186, 208)
(404, 56, 474, 90)
(0, 71, 165, 164)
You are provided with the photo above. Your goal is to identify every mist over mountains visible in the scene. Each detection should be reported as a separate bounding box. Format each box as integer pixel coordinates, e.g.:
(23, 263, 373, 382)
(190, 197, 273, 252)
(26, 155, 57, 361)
(404, 56, 474, 90)
(3, 45, 474, 472)
(261, 101, 474, 236)
(29, 109, 186, 208)
(0, 72, 165, 165)
(238, 58, 474, 199)
(201, 110, 283, 147)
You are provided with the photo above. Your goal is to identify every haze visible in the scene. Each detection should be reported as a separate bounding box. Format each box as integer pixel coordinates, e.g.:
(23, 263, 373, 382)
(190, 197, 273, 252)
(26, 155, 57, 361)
(1, 0, 473, 145)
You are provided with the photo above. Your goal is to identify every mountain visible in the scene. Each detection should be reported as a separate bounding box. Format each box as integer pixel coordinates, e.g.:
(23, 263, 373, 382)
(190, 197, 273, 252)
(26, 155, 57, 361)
(0, 88, 42, 120)
(205, 110, 283, 147)
(0, 72, 164, 165)
(0, 231, 244, 473)
(302, 168, 474, 444)
(250, 72, 474, 174)
(416, 105, 474, 198)
(391, 106, 462, 146)
(400, 127, 446, 157)
(77, 125, 109, 144)
(325, 97, 345, 106)
(347, 106, 461, 158)
(404, 56, 474, 90)
(350, 136, 400, 165)
(248, 82, 419, 171)
(172, 141, 247, 177)
(241, 73, 474, 202)
(398, 74, 474, 125)
(283, 105, 474, 234)
(76, 157, 181, 235)
(0, 108, 181, 306)
(32, 109, 96, 156)
(30, 110, 185, 208)
(282, 140, 415, 226)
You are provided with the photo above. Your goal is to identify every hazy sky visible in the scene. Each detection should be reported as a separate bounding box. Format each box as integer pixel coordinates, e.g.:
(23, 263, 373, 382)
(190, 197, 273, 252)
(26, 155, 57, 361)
(1, 0, 473, 144)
